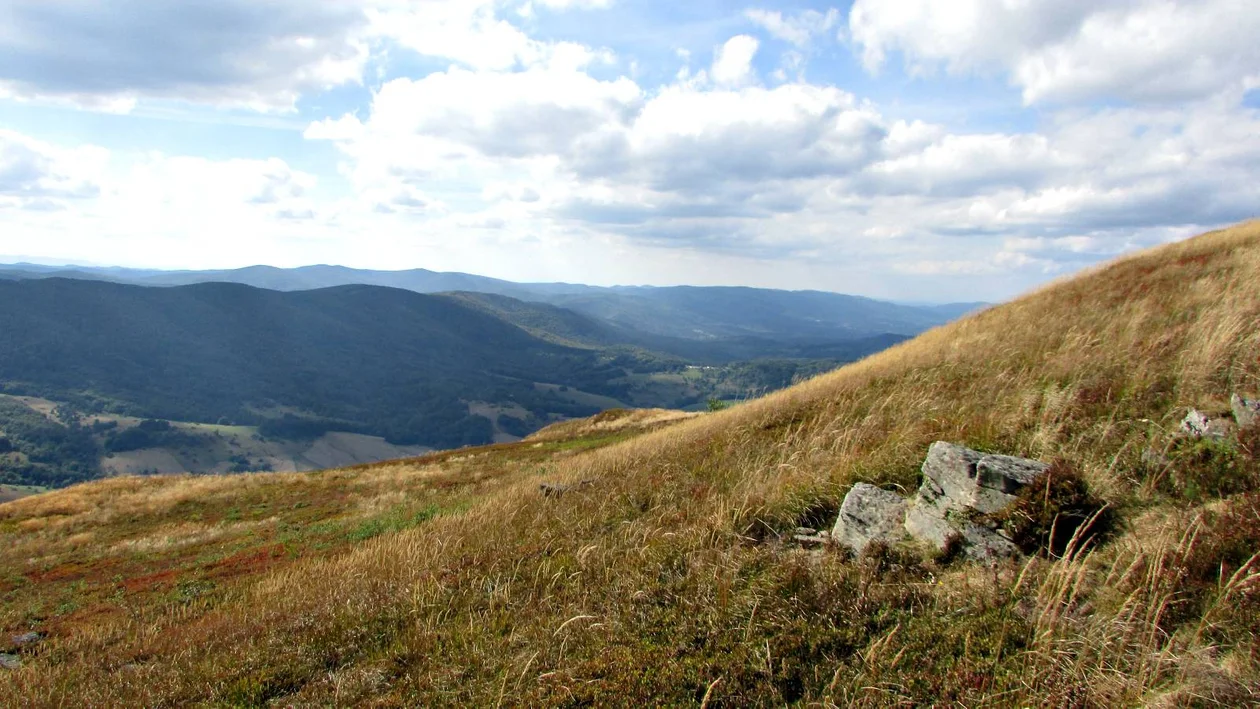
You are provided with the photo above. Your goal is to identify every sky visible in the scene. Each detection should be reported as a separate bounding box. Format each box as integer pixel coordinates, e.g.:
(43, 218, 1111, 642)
(0, 0, 1257, 303)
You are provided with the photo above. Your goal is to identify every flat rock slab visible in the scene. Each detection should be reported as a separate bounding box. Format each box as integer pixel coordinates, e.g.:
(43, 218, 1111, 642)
(1232, 394, 1259, 430)
(0, 654, 19, 670)
(832, 483, 907, 554)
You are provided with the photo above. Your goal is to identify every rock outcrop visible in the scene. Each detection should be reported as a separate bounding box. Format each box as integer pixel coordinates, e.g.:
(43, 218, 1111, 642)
(833, 442, 1050, 563)
(1181, 409, 1235, 440)
(830, 483, 907, 554)
(1232, 394, 1259, 430)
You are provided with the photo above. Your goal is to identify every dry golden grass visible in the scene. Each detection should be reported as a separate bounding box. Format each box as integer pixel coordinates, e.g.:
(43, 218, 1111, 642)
(2, 221, 1259, 706)
(525, 407, 703, 442)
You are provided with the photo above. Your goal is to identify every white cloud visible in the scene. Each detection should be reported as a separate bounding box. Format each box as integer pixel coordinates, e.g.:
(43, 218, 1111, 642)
(367, 0, 615, 72)
(711, 35, 761, 87)
(0, 130, 108, 209)
(534, 0, 614, 9)
(0, 0, 370, 112)
(746, 8, 840, 48)
(848, 0, 1260, 104)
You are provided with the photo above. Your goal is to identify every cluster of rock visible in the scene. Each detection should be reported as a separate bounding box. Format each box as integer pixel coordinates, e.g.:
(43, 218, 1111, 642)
(800, 394, 1260, 564)
(1181, 394, 1260, 441)
(796, 442, 1051, 563)
(0, 631, 41, 670)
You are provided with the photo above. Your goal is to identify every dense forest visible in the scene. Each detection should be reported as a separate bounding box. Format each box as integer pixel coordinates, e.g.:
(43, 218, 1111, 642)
(0, 398, 99, 487)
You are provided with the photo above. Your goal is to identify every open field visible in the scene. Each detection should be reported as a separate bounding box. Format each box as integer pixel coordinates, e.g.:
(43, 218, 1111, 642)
(1, 222, 1259, 705)
(99, 425, 432, 476)
(0, 485, 45, 504)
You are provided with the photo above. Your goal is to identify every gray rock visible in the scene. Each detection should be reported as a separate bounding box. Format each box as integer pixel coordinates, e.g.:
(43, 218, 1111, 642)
(832, 483, 908, 555)
(903, 502, 959, 550)
(793, 532, 831, 546)
(1181, 409, 1235, 440)
(539, 480, 595, 498)
(918, 442, 1049, 515)
(904, 503, 1020, 562)
(11, 632, 40, 648)
(828, 442, 1048, 564)
(1232, 394, 1260, 430)
(902, 442, 1047, 563)
(956, 523, 1021, 562)
(0, 654, 19, 670)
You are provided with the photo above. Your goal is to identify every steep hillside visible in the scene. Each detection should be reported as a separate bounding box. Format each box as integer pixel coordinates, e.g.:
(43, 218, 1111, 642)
(1, 222, 1258, 705)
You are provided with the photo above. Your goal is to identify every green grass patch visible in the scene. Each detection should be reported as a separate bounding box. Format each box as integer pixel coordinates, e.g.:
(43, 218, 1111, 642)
(347, 504, 442, 542)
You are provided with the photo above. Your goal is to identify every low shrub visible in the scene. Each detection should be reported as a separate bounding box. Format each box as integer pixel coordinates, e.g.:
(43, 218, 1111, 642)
(986, 460, 1115, 556)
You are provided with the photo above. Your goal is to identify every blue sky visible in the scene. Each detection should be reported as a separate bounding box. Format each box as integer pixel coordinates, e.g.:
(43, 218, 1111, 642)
(1, 0, 1257, 302)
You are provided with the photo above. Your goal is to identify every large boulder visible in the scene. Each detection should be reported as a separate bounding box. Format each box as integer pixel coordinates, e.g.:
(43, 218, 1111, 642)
(1232, 394, 1260, 430)
(831, 483, 907, 554)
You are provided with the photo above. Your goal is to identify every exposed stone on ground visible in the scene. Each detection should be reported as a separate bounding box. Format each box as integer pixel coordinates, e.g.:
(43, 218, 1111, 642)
(792, 527, 831, 546)
(0, 654, 19, 670)
(539, 480, 595, 498)
(10, 632, 40, 648)
(919, 442, 1050, 515)
(1181, 409, 1234, 440)
(833, 442, 1048, 563)
(831, 483, 908, 554)
(1232, 394, 1259, 430)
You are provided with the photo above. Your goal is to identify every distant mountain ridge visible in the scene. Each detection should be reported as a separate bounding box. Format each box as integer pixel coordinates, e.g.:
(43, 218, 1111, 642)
(0, 262, 986, 344)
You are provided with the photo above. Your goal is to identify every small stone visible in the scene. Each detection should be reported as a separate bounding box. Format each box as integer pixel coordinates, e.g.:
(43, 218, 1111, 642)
(10, 632, 40, 648)
(1181, 409, 1234, 440)
(0, 654, 19, 670)
(832, 483, 909, 555)
(539, 483, 567, 498)
(539, 480, 595, 498)
(1232, 394, 1260, 430)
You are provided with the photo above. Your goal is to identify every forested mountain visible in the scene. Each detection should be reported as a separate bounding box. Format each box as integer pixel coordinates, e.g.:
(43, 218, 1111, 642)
(0, 263, 981, 347)
(0, 276, 967, 487)
(0, 279, 621, 450)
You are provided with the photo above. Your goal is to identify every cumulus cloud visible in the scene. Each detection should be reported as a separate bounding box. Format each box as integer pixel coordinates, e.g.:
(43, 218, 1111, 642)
(367, 0, 615, 72)
(0, 130, 107, 209)
(848, 0, 1260, 104)
(711, 35, 761, 87)
(0, 0, 369, 112)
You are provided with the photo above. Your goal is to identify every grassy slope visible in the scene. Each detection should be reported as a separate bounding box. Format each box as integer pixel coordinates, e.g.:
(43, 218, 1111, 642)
(2, 222, 1260, 706)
